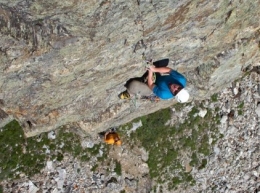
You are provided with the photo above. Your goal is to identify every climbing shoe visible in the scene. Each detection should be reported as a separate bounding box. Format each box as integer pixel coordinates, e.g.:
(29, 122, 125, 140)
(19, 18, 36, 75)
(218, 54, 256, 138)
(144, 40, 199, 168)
(118, 90, 130, 99)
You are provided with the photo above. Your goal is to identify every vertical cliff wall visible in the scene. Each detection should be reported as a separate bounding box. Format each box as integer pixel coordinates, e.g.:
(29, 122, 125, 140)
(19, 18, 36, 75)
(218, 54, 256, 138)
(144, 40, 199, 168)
(0, 0, 259, 136)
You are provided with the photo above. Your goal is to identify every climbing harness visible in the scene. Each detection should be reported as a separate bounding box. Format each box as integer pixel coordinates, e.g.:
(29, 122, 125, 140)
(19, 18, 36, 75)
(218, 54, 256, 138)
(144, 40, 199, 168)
(141, 94, 160, 103)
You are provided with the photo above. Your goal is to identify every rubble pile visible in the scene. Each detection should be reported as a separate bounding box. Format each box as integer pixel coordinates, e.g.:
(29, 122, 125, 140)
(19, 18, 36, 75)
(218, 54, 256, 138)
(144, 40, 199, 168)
(188, 71, 260, 193)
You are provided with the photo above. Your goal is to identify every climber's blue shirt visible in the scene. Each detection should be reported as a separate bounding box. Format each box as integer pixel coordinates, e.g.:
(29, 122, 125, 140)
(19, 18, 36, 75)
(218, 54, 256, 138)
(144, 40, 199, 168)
(152, 70, 187, 100)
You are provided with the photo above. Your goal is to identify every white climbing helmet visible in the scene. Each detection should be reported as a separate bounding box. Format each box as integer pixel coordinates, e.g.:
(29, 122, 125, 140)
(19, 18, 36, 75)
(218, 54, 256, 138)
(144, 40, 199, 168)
(175, 88, 190, 103)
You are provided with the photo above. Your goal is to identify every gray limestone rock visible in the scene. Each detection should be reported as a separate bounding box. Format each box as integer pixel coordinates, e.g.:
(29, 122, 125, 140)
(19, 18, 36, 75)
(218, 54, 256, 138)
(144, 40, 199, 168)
(0, 0, 259, 138)
(255, 104, 260, 117)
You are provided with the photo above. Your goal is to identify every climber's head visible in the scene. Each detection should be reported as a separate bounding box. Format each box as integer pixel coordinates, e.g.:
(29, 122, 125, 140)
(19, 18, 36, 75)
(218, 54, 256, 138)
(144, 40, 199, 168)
(169, 83, 190, 103)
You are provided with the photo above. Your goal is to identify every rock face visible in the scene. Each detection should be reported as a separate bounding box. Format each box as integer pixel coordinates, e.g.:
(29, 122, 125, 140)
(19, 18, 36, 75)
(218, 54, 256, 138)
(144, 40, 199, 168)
(0, 0, 260, 136)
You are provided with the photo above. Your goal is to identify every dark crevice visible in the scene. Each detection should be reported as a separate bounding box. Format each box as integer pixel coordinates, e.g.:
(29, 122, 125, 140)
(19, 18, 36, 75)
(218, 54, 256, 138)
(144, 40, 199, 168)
(225, 10, 233, 23)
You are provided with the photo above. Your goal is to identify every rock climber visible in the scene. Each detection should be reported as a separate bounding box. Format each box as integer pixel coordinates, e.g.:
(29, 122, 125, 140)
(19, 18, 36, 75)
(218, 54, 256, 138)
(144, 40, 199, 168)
(99, 128, 122, 146)
(118, 59, 190, 103)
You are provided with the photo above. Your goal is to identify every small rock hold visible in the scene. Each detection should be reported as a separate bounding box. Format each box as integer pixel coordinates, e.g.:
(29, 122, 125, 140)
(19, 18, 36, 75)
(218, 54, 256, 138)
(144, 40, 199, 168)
(198, 109, 207, 118)
(255, 104, 260, 117)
